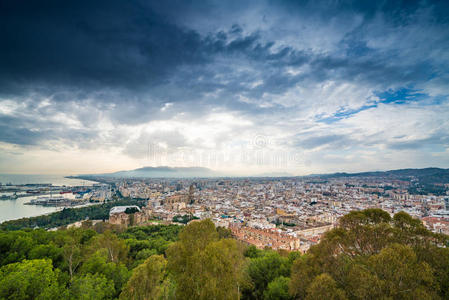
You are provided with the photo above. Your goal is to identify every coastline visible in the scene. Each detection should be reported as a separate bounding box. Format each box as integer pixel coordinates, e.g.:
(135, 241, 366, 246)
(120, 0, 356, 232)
(65, 175, 111, 184)
(0, 174, 101, 223)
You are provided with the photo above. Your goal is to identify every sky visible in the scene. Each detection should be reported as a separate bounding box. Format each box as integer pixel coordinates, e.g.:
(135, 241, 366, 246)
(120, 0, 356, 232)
(0, 0, 449, 175)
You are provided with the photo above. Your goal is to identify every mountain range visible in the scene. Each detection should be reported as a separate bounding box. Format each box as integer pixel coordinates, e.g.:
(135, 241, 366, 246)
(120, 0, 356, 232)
(75, 166, 449, 182)
(92, 166, 219, 178)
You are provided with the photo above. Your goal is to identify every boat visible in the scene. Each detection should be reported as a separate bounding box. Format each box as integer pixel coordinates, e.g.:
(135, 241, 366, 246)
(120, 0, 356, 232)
(28, 196, 71, 206)
(0, 193, 18, 200)
(26, 190, 40, 194)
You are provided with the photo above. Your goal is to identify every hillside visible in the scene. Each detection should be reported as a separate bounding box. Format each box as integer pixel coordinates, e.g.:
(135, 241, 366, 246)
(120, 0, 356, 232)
(320, 167, 449, 184)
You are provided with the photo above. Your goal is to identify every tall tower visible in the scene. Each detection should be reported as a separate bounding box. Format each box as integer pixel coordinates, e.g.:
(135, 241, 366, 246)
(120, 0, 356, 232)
(188, 184, 195, 204)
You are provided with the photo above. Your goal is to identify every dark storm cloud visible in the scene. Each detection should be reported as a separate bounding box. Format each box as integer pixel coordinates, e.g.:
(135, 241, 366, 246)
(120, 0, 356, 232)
(0, 0, 448, 153)
(273, 0, 449, 24)
(0, 0, 309, 124)
(1, 0, 447, 102)
(0, 0, 206, 94)
(0, 0, 442, 96)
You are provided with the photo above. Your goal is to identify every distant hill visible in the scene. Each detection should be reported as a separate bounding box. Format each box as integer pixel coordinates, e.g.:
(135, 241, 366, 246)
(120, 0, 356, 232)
(75, 166, 449, 182)
(82, 166, 220, 178)
(319, 167, 449, 184)
(76, 166, 296, 179)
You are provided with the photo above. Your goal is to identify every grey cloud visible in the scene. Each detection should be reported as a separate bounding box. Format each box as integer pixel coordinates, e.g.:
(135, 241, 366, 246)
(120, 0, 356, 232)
(0, 0, 448, 161)
(0, 110, 101, 148)
(295, 134, 355, 150)
(1, 0, 447, 99)
(0, 125, 44, 146)
(388, 135, 449, 150)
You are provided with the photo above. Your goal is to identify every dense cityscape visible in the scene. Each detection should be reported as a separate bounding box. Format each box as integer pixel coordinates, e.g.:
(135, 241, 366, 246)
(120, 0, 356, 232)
(5, 168, 447, 255)
(105, 170, 449, 252)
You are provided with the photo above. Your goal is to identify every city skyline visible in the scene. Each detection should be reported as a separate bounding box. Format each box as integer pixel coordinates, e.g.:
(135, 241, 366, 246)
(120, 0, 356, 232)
(1, 0, 449, 175)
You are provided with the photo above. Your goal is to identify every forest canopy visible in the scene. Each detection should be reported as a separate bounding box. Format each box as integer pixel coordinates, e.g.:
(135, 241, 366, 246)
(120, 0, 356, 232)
(0, 209, 448, 299)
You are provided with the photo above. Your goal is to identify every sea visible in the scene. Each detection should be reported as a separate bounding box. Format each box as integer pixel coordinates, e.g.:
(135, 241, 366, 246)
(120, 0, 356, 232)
(0, 174, 97, 223)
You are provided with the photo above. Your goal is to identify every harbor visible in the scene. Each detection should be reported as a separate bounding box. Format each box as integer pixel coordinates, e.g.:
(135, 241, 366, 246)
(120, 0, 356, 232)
(0, 175, 111, 223)
(0, 183, 93, 206)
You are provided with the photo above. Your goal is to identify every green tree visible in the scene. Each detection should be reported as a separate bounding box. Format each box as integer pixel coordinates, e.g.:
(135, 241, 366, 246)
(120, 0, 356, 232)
(167, 219, 244, 299)
(120, 255, 171, 300)
(244, 245, 263, 259)
(62, 236, 82, 281)
(334, 209, 394, 257)
(306, 273, 347, 300)
(245, 251, 291, 299)
(201, 238, 245, 299)
(367, 243, 437, 299)
(416, 246, 449, 299)
(80, 250, 130, 297)
(392, 211, 432, 247)
(28, 242, 63, 268)
(54, 228, 95, 280)
(0, 259, 64, 300)
(135, 248, 158, 261)
(263, 276, 292, 300)
(69, 273, 115, 300)
(0, 232, 35, 266)
(345, 264, 384, 299)
(88, 230, 129, 263)
(289, 255, 319, 299)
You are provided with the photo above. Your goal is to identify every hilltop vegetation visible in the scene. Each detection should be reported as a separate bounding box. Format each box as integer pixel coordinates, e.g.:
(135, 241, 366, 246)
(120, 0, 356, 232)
(0, 209, 448, 299)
